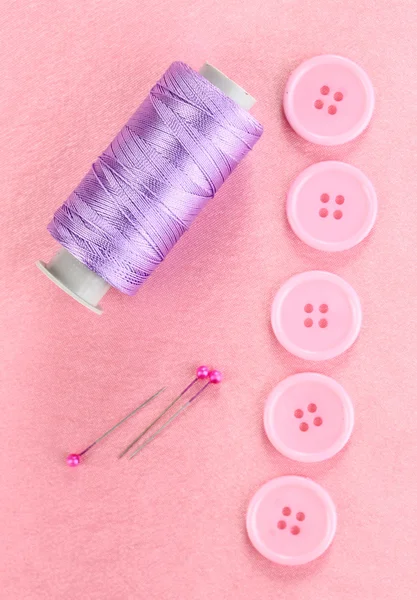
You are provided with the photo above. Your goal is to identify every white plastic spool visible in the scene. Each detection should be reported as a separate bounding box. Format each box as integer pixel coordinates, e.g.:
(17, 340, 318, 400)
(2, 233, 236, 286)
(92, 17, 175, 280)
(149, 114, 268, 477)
(36, 63, 256, 314)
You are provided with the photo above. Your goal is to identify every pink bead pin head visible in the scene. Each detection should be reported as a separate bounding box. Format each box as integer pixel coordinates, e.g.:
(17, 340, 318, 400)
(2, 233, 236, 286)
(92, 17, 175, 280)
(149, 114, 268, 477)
(66, 453, 81, 467)
(196, 365, 210, 379)
(209, 370, 223, 384)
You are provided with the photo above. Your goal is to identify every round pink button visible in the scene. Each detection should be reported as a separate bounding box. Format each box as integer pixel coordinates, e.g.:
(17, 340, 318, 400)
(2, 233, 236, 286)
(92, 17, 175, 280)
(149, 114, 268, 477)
(264, 373, 354, 462)
(246, 476, 337, 565)
(271, 271, 362, 361)
(287, 161, 378, 251)
(284, 55, 374, 145)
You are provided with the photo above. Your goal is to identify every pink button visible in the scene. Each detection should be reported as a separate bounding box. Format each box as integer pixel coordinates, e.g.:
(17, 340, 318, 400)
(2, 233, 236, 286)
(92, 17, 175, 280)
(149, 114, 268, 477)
(246, 476, 337, 565)
(287, 161, 378, 251)
(264, 373, 354, 462)
(284, 55, 374, 145)
(271, 271, 362, 361)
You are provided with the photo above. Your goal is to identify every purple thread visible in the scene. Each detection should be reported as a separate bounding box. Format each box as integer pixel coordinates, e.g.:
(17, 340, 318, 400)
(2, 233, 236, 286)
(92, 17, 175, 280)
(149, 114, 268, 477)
(47, 62, 263, 294)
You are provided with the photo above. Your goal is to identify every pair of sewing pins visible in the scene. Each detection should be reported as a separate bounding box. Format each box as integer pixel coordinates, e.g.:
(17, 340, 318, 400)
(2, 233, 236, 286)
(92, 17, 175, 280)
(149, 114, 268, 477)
(66, 366, 222, 466)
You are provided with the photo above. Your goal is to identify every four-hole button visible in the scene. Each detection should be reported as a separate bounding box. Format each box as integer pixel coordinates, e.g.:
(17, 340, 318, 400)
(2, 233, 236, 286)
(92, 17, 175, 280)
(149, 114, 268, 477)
(284, 54, 375, 145)
(271, 270, 362, 361)
(265, 373, 354, 463)
(246, 476, 337, 565)
(287, 161, 378, 252)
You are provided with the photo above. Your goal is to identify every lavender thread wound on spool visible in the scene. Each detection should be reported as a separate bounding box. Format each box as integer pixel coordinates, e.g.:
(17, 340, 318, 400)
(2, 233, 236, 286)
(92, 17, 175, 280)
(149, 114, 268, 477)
(36, 62, 262, 314)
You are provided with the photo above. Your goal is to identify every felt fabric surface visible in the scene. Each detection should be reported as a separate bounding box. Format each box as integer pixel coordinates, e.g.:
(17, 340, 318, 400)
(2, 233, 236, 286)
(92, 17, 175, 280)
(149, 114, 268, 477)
(0, 1, 416, 598)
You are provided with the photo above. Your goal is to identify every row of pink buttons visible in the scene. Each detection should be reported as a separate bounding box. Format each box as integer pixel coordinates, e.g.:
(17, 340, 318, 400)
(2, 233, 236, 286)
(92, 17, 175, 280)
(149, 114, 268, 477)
(285, 56, 377, 252)
(247, 373, 352, 565)
(246, 55, 375, 566)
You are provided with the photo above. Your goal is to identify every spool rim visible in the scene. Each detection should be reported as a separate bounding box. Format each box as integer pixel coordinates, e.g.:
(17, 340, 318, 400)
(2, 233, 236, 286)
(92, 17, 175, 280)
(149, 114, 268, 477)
(36, 260, 103, 315)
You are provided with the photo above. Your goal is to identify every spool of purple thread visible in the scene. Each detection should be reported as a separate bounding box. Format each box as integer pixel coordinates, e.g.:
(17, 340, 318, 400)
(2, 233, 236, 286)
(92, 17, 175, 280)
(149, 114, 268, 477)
(36, 63, 261, 314)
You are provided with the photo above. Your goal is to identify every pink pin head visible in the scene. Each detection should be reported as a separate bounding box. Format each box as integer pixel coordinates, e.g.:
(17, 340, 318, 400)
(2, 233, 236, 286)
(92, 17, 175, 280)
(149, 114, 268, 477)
(66, 453, 81, 467)
(209, 370, 223, 384)
(196, 365, 210, 380)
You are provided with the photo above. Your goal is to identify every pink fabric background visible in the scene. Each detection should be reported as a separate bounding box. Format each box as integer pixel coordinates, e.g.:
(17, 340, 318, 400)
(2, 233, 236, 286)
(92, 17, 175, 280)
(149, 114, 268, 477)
(1, 1, 416, 598)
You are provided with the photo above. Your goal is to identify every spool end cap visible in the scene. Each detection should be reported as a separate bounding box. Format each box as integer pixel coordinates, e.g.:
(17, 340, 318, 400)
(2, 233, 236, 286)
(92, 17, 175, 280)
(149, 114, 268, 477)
(36, 249, 110, 315)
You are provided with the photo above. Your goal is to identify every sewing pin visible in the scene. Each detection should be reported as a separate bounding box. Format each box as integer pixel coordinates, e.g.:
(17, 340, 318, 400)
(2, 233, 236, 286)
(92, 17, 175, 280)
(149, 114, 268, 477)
(66, 387, 165, 466)
(128, 369, 222, 459)
(119, 366, 210, 459)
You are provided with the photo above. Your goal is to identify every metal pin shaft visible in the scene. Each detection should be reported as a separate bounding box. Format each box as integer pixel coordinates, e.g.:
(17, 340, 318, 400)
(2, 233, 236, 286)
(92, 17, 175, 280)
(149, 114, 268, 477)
(119, 379, 198, 458)
(129, 382, 210, 459)
(78, 387, 165, 456)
